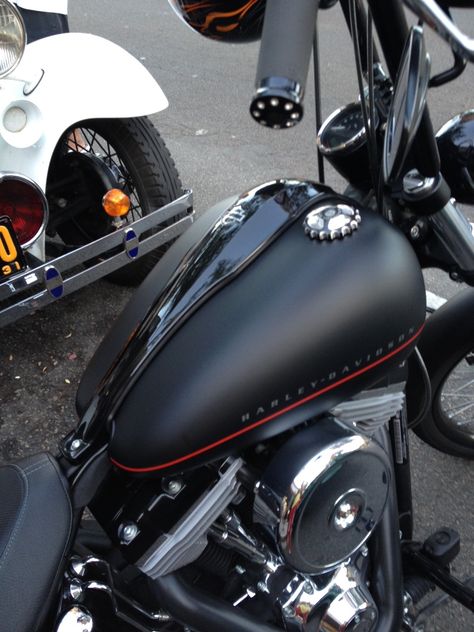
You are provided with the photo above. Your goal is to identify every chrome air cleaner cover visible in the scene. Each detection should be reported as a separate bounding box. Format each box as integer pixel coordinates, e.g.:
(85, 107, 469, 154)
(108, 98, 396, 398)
(254, 420, 391, 574)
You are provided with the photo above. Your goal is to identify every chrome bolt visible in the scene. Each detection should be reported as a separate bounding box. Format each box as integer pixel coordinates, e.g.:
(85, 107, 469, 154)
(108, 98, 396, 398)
(68, 579, 83, 601)
(164, 479, 183, 494)
(118, 521, 138, 543)
(283, 605, 294, 617)
(354, 614, 361, 624)
(78, 613, 91, 625)
(304, 581, 314, 594)
(361, 545, 369, 557)
(235, 565, 246, 575)
(219, 529, 229, 541)
(70, 439, 83, 451)
(221, 509, 233, 524)
(410, 225, 421, 240)
(257, 581, 269, 593)
(70, 557, 86, 577)
(333, 499, 360, 531)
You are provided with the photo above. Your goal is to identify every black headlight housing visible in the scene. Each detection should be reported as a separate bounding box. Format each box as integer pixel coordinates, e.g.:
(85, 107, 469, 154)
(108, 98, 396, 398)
(437, 111, 474, 204)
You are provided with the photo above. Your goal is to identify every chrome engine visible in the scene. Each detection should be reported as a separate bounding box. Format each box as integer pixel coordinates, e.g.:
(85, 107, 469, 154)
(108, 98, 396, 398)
(63, 387, 404, 632)
(253, 420, 390, 575)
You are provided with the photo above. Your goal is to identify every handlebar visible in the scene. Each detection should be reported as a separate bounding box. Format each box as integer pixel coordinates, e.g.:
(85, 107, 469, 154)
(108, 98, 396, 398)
(250, 0, 472, 179)
(250, 0, 319, 129)
(404, 0, 474, 61)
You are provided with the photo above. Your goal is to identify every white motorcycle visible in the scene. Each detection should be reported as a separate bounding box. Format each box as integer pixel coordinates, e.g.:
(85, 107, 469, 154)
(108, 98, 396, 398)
(0, 1, 194, 327)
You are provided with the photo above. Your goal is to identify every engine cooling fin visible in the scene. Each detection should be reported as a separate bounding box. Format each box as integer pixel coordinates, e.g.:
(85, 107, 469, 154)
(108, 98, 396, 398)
(137, 458, 243, 578)
(330, 383, 406, 434)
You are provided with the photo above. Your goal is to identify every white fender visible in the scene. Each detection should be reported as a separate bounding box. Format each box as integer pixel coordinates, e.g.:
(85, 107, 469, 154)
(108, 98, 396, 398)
(0, 33, 169, 189)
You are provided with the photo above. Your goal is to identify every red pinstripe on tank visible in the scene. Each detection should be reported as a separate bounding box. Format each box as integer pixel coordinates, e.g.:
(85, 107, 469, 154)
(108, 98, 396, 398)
(111, 324, 424, 473)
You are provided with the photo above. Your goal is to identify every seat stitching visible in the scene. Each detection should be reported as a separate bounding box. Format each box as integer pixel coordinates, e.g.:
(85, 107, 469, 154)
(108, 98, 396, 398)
(0, 465, 28, 573)
(24, 462, 50, 477)
(41, 455, 74, 609)
(23, 457, 50, 474)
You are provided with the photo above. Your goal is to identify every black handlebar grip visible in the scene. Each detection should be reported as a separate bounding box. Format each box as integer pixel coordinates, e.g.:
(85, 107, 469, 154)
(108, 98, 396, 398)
(251, 0, 319, 129)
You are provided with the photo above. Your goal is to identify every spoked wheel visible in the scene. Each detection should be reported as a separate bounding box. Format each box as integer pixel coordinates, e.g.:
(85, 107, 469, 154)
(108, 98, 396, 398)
(425, 352, 474, 453)
(46, 116, 183, 285)
(413, 289, 474, 459)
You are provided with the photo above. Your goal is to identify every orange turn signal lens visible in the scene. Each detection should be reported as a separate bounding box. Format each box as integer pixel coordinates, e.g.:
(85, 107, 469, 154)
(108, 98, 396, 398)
(102, 188, 131, 217)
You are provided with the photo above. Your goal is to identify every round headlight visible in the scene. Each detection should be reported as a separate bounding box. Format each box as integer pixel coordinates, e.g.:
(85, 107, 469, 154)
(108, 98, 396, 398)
(0, 1, 25, 78)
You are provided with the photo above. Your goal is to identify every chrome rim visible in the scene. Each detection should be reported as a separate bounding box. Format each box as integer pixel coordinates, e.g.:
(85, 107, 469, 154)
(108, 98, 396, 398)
(438, 352, 474, 439)
(66, 126, 145, 223)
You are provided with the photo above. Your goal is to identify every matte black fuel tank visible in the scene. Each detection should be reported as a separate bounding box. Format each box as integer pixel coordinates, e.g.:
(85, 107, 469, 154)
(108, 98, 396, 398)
(77, 180, 426, 475)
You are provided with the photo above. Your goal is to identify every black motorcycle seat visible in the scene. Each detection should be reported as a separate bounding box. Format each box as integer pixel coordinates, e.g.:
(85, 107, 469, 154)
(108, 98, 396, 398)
(0, 453, 73, 632)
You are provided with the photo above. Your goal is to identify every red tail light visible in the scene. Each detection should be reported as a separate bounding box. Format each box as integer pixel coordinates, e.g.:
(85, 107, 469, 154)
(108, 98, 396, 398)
(0, 177, 48, 247)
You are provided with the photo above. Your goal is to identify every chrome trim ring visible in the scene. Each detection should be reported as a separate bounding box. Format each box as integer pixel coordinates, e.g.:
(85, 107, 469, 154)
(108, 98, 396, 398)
(317, 102, 378, 156)
(0, 1, 26, 79)
(0, 172, 48, 249)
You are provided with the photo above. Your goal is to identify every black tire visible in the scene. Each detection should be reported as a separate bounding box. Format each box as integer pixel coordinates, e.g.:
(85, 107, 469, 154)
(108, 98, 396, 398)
(413, 289, 474, 459)
(46, 116, 183, 286)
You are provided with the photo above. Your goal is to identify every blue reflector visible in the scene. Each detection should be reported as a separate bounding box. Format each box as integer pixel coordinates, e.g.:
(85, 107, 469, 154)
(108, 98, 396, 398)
(124, 228, 139, 260)
(44, 266, 64, 299)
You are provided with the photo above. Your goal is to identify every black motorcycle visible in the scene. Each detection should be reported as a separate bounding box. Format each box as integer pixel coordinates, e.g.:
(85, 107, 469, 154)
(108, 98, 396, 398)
(2, 1, 474, 631)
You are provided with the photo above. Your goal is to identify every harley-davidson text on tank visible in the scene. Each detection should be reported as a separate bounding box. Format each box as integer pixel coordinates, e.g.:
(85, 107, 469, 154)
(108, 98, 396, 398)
(240, 324, 420, 424)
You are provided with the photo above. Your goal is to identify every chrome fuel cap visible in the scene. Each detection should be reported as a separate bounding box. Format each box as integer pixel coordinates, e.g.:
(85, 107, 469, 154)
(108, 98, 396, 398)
(303, 203, 361, 241)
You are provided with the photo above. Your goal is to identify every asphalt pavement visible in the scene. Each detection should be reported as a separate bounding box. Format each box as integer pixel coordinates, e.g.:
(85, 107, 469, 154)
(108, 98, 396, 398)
(0, 1, 473, 629)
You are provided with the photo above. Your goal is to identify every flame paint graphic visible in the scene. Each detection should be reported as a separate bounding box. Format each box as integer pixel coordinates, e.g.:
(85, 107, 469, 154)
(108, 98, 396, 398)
(182, 0, 261, 37)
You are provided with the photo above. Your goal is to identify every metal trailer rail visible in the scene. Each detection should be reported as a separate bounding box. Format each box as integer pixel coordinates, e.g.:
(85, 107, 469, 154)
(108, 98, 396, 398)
(0, 190, 194, 327)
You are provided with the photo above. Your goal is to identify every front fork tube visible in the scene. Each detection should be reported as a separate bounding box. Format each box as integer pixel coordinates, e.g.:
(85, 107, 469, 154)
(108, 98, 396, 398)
(427, 199, 474, 280)
(402, 171, 474, 281)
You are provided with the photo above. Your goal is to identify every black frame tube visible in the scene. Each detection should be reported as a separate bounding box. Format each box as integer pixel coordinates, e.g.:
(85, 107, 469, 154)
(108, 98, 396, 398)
(340, 0, 380, 74)
(369, 428, 405, 632)
(151, 573, 281, 632)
